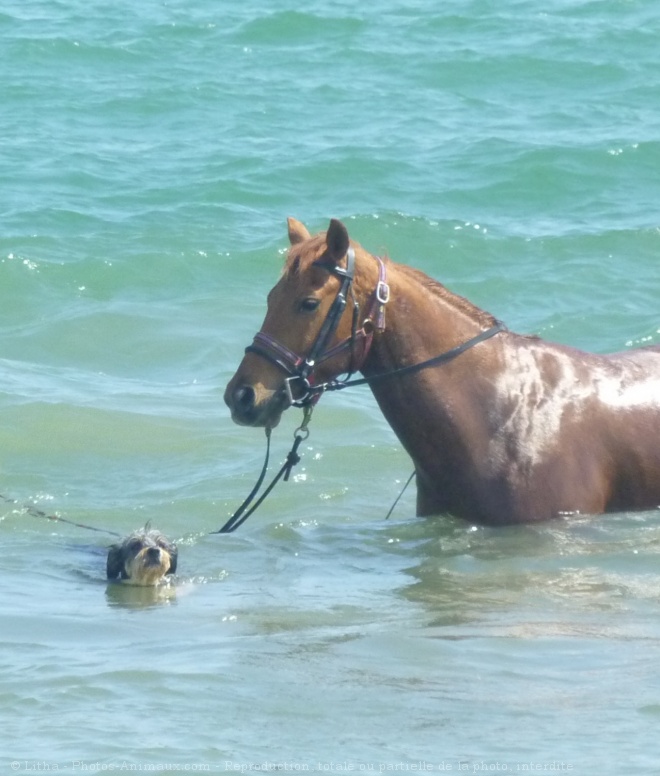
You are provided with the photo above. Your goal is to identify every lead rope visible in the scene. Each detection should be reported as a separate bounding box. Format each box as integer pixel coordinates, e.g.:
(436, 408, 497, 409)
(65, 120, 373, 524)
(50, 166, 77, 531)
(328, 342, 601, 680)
(0, 493, 122, 537)
(214, 406, 313, 534)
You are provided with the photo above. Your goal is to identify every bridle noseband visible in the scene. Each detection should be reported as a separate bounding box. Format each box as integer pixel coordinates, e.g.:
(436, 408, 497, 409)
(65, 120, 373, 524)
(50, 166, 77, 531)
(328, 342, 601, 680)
(245, 247, 390, 407)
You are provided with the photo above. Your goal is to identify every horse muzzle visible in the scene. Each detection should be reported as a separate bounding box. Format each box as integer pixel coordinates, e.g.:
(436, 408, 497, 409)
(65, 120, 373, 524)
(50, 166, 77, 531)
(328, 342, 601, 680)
(224, 379, 291, 428)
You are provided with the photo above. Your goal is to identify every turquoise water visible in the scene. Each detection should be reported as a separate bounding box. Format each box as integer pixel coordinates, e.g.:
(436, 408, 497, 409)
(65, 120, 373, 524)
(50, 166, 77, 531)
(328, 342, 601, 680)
(2, 0, 660, 771)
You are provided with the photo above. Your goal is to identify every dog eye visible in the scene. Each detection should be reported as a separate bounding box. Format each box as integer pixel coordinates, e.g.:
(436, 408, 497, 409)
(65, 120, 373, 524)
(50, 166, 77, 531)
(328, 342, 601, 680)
(298, 297, 320, 313)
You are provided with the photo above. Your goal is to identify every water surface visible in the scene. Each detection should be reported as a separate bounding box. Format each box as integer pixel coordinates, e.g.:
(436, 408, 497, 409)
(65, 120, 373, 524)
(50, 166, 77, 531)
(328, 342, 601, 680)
(2, 0, 660, 771)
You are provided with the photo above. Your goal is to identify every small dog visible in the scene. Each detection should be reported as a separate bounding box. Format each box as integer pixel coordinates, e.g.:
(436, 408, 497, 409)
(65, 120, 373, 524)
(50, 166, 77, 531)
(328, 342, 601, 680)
(107, 527, 178, 586)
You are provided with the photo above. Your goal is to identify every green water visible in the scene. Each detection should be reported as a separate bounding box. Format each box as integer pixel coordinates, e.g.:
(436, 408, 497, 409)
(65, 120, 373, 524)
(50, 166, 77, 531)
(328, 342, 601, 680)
(2, 0, 660, 771)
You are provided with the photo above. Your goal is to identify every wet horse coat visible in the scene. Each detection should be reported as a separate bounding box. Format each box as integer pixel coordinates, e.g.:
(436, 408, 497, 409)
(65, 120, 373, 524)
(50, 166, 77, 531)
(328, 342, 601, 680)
(225, 218, 660, 525)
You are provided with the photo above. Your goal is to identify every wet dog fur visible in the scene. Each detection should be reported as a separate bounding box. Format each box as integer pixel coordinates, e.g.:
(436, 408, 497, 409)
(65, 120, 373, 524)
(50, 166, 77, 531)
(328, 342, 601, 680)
(107, 527, 178, 586)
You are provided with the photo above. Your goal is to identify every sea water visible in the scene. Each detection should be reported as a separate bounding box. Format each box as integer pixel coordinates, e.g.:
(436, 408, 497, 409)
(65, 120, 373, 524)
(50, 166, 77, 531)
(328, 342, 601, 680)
(2, 0, 660, 772)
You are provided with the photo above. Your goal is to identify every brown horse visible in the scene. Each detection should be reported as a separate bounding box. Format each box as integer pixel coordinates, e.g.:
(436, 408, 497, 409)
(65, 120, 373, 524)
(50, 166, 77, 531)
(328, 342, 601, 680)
(225, 218, 660, 525)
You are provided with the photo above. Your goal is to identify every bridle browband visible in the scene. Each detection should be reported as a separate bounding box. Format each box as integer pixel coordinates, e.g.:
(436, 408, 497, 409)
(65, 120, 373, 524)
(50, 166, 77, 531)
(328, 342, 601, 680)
(243, 248, 505, 407)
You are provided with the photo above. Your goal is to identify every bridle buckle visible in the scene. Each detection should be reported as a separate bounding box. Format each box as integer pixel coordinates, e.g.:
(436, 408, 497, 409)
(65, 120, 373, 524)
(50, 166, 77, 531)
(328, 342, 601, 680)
(376, 280, 390, 305)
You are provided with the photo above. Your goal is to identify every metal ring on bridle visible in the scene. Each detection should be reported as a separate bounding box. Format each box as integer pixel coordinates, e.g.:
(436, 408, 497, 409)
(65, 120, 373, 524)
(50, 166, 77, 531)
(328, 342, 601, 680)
(284, 374, 315, 408)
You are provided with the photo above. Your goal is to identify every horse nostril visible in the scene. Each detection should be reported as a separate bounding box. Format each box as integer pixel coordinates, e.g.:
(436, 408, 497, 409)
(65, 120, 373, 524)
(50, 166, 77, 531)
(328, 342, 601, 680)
(233, 384, 256, 412)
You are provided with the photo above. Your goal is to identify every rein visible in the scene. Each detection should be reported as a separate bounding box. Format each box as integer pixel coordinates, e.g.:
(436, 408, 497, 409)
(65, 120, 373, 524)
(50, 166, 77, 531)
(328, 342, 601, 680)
(214, 407, 313, 534)
(318, 320, 507, 396)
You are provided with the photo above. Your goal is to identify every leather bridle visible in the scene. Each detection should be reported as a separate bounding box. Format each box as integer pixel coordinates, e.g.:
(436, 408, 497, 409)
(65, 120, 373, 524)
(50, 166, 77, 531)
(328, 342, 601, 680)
(243, 247, 505, 408)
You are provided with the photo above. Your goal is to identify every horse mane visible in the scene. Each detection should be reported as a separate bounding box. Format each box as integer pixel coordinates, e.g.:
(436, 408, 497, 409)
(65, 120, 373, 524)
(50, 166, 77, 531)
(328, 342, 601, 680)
(395, 262, 498, 328)
(283, 234, 497, 328)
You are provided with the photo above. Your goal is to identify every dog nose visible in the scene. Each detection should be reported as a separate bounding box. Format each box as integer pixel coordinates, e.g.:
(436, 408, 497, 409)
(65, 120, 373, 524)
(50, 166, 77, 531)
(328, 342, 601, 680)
(230, 384, 256, 418)
(146, 546, 161, 561)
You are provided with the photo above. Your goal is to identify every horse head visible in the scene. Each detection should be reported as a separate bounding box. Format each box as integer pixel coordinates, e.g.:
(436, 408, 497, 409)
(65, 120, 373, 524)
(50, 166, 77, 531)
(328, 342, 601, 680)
(225, 218, 380, 429)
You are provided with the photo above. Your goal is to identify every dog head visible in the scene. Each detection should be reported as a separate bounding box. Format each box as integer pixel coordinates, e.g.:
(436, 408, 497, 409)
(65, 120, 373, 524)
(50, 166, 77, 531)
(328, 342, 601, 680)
(106, 527, 178, 586)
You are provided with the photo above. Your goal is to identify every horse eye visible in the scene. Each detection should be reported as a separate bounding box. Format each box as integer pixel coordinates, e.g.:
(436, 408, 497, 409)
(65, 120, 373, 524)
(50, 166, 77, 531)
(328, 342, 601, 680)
(298, 297, 320, 313)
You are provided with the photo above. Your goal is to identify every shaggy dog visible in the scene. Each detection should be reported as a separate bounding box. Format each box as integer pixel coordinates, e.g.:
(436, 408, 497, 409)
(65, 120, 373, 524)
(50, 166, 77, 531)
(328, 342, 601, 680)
(107, 527, 177, 586)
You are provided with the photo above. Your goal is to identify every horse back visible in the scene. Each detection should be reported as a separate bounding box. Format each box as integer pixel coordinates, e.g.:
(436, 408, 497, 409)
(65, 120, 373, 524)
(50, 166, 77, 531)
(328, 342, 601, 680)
(487, 335, 660, 519)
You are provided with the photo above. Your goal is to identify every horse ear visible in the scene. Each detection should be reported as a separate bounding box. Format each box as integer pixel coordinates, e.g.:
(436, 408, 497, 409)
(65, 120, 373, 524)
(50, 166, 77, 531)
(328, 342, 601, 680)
(287, 217, 311, 245)
(326, 219, 350, 263)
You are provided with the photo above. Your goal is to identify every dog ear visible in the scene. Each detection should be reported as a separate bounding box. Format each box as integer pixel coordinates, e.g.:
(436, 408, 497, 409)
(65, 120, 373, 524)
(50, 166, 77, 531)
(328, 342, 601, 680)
(166, 544, 178, 575)
(106, 544, 125, 580)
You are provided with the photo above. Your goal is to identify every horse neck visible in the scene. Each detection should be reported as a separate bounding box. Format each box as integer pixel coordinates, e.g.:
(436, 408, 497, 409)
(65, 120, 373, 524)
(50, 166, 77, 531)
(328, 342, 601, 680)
(358, 254, 497, 378)
(355, 253, 501, 475)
